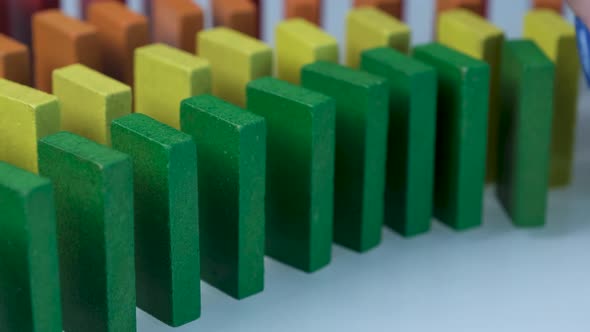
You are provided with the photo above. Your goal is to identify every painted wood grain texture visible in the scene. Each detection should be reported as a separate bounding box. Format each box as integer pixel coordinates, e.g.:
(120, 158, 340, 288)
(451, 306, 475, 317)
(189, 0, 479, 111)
(413, 43, 489, 231)
(437, 9, 503, 183)
(285, 0, 321, 24)
(88, 1, 149, 86)
(0, 161, 62, 332)
(524, 9, 580, 187)
(38, 132, 135, 332)
(152, 0, 203, 53)
(497, 40, 554, 227)
(52, 64, 131, 145)
(353, 0, 404, 19)
(181, 95, 266, 300)
(301, 61, 388, 252)
(134, 43, 211, 128)
(212, 0, 258, 37)
(0, 78, 60, 173)
(7, 0, 59, 45)
(275, 18, 338, 84)
(346, 7, 410, 68)
(0, 34, 30, 85)
(111, 113, 201, 327)
(198, 27, 271, 107)
(361, 47, 437, 237)
(246, 77, 335, 273)
(32, 10, 101, 92)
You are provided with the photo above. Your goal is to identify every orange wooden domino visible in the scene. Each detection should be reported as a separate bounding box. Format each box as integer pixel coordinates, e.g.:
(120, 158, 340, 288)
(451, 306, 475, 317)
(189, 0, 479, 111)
(88, 1, 149, 86)
(285, 0, 321, 25)
(32, 10, 101, 92)
(436, 0, 486, 16)
(82, 0, 124, 18)
(212, 0, 258, 38)
(533, 0, 563, 13)
(354, 0, 404, 19)
(0, 34, 30, 85)
(152, 0, 204, 53)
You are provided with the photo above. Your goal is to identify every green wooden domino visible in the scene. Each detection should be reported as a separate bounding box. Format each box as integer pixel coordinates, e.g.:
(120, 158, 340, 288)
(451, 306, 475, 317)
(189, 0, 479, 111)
(0, 162, 62, 332)
(246, 77, 335, 273)
(300, 61, 388, 252)
(37, 132, 135, 332)
(180, 95, 265, 299)
(111, 114, 200, 326)
(496, 40, 554, 227)
(413, 43, 489, 231)
(360, 47, 437, 237)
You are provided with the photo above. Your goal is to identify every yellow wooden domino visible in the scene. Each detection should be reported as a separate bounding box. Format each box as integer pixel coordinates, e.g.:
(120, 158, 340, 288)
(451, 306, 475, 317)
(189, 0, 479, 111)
(135, 43, 211, 128)
(346, 7, 411, 68)
(0, 79, 60, 173)
(437, 8, 504, 183)
(53, 64, 131, 146)
(524, 9, 580, 187)
(197, 27, 272, 107)
(276, 18, 338, 84)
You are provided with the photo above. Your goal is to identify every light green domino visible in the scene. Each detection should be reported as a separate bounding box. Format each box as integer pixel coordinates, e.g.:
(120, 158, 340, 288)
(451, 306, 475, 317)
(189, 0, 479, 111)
(135, 43, 211, 129)
(53, 64, 131, 146)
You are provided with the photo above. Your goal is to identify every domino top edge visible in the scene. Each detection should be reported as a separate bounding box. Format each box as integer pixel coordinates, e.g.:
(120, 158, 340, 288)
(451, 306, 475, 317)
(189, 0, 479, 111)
(439, 8, 503, 37)
(247, 77, 334, 108)
(347, 7, 410, 34)
(182, 94, 265, 128)
(0, 78, 57, 108)
(53, 64, 131, 96)
(0, 161, 52, 195)
(136, 43, 210, 72)
(198, 27, 271, 56)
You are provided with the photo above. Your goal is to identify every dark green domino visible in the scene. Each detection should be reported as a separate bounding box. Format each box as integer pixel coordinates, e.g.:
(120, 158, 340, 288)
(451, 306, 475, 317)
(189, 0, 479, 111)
(0, 162, 62, 332)
(111, 114, 200, 326)
(37, 132, 135, 332)
(360, 47, 437, 237)
(300, 61, 388, 252)
(413, 43, 489, 231)
(246, 77, 335, 272)
(497, 40, 554, 227)
(180, 95, 265, 299)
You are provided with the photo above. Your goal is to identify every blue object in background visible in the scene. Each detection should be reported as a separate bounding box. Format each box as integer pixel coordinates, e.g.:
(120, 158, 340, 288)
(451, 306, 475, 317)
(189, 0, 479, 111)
(575, 17, 590, 87)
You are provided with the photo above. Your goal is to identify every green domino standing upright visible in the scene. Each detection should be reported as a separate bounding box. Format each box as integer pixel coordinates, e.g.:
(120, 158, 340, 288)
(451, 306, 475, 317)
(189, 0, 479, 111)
(413, 43, 489, 231)
(0, 162, 62, 332)
(180, 95, 266, 299)
(300, 61, 388, 252)
(37, 132, 135, 332)
(361, 47, 437, 237)
(247, 77, 336, 272)
(111, 114, 201, 327)
(497, 40, 555, 227)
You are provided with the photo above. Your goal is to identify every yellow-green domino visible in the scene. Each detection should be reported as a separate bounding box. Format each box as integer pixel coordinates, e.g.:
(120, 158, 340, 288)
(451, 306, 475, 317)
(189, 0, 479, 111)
(524, 9, 580, 187)
(438, 9, 504, 182)
(0, 79, 60, 173)
(197, 27, 272, 107)
(135, 43, 211, 128)
(53, 64, 131, 146)
(276, 18, 338, 84)
(346, 7, 411, 68)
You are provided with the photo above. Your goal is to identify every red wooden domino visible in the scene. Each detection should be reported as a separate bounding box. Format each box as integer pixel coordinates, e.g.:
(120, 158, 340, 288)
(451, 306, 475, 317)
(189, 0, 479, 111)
(212, 0, 258, 38)
(354, 0, 404, 19)
(152, 0, 204, 53)
(285, 0, 321, 25)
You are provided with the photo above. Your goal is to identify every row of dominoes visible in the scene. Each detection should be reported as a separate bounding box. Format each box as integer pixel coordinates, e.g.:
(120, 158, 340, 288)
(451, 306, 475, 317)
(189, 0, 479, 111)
(0, 4, 581, 332)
